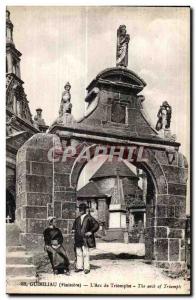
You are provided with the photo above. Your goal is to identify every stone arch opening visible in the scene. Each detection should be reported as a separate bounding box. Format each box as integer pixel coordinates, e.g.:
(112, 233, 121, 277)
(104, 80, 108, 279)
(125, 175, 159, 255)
(69, 144, 160, 259)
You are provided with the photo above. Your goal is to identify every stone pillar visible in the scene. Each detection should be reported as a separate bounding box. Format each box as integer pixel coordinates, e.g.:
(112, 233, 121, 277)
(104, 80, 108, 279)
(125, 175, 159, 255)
(15, 132, 77, 257)
(152, 150, 188, 274)
(16, 134, 55, 249)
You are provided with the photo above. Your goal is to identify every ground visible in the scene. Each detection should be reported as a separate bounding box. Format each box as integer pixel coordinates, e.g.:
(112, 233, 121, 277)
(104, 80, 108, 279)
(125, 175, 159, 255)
(7, 243, 190, 295)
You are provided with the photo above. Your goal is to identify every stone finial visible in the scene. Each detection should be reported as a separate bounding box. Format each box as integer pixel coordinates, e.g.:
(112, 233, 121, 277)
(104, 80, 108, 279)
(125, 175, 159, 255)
(33, 107, 46, 128)
(116, 25, 130, 68)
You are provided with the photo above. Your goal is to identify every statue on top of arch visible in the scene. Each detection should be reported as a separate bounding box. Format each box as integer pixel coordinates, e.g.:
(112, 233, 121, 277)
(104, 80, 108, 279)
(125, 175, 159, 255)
(59, 82, 72, 116)
(51, 82, 75, 127)
(116, 25, 130, 68)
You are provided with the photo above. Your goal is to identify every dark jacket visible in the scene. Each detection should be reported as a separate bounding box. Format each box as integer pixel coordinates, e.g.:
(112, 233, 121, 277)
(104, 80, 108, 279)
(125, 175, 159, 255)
(43, 227, 63, 246)
(72, 214, 99, 248)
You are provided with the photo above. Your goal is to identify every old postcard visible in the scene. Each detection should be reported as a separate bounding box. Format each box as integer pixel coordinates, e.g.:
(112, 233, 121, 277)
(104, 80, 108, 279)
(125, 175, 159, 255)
(6, 6, 191, 295)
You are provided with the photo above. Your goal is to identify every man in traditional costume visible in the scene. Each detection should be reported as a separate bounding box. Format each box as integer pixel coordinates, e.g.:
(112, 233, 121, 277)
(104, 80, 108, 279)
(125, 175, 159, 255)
(43, 216, 70, 275)
(72, 203, 99, 274)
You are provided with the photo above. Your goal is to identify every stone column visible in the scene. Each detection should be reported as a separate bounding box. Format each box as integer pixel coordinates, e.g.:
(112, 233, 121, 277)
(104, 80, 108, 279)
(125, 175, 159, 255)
(152, 150, 188, 274)
(16, 134, 55, 249)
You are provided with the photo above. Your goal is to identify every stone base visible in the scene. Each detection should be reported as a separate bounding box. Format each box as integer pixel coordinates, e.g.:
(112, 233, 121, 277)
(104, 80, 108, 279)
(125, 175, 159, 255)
(6, 223, 21, 246)
(104, 228, 127, 242)
(153, 261, 187, 274)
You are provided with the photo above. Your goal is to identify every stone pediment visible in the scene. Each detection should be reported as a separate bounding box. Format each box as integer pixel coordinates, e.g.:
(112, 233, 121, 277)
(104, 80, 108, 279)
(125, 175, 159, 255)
(86, 67, 146, 95)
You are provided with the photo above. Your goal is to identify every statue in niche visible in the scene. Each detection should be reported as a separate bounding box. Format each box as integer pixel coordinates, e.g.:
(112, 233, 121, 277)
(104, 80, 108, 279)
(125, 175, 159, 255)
(156, 101, 172, 131)
(116, 25, 130, 68)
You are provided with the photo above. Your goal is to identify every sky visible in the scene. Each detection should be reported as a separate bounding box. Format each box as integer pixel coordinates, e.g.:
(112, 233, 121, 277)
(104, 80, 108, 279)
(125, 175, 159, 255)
(8, 6, 190, 191)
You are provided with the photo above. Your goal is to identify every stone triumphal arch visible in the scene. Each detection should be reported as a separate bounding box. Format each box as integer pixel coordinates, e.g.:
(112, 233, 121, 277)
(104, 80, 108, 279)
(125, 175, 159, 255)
(15, 25, 188, 273)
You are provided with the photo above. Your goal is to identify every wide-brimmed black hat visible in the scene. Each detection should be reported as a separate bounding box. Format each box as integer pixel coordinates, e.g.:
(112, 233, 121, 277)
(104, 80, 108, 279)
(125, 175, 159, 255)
(77, 203, 89, 210)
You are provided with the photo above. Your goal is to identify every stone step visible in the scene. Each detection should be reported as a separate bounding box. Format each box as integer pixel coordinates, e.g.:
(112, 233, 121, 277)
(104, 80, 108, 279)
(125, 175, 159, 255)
(6, 224, 21, 246)
(7, 246, 26, 252)
(6, 264, 36, 277)
(6, 252, 33, 265)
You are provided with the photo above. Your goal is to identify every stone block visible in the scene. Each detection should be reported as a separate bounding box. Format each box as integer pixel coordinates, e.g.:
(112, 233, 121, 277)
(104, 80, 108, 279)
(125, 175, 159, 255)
(145, 238, 154, 260)
(16, 161, 30, 178)
(146, 217, 154, 227)
(168, 229, 183, 238)
(23, 219, 47, 234)
(178, 153, 188, 168)
(162, 165, 188, 184)
(47, 203, 53, 217)
(167, 206, 175, 218)
(155, 227, 167, 238)
(168, 195, 186, 206)
(26, 175, 52, 193)
(180, 248, 185, 261)
(23, 206, 47, 219)
(26, 148, 51, 163)
(16, 192, 26, 207)
(156, 195, 170, 205)
(154, 261, 170, 269)
(181, 239, 185, 247)
(145, 227, 155, 238)
(156, 205, 167, 218)
(62, 202, 76, 219)
(55, 219, 68, 234)
(54, 160, 74, 174)
(54, 173, 70, 187)
(31, 162, 53, 176)
(54, 191, 76, 202)
(16, 147, 27, 164)
(155, 239, 168, 261)
(169, 239, 180, 261)
(20, 233, 44, 251)
(25, 133, 60, 149)
(6, 224, 21, 246)
(54, 201, 62, 218)
(26, 193, 52, 206)
(156, 218, 186, 228)
(175, 206, 186, 218)
(68, 220, 75, 233)
(168, 183, 187, 196)
(16, 175, 26, 196)
(15, 207, 22, 221)
(155, 150, 178, 166)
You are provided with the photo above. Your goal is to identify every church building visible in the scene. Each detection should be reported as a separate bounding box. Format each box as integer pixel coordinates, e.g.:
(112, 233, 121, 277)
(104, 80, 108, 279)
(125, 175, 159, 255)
(6, 10, 47, 222)
(77, 160, 147, 236)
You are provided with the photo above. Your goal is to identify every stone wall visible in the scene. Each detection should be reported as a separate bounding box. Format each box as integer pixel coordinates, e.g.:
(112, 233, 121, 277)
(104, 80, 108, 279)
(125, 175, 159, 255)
(15, 133, 76, 258)
(15, 132, 188, 272)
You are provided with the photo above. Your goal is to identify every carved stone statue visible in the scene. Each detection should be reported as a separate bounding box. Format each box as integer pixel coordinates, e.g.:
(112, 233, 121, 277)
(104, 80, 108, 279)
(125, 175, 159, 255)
(59, 82, 72, 116)
(50, 82, 75, 127)
(156, 101, 172, 131)
(116, 25, 130, 68)
(6, 116, 16, 136)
